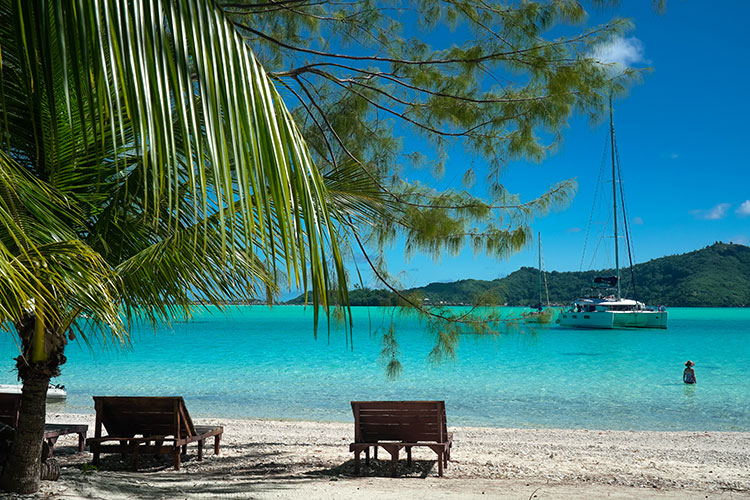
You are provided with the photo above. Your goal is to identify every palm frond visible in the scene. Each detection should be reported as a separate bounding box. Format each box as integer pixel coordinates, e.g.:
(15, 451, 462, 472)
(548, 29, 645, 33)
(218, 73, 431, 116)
(0, 0, 353, 338)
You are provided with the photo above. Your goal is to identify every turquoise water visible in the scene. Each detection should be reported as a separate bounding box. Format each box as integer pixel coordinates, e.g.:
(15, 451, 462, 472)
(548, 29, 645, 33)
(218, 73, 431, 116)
(1, 307, 748, 431)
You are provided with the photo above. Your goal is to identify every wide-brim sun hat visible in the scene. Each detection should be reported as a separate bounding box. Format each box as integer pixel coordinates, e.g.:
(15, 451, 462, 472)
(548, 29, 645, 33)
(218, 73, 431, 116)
(685, 360, 695, 367)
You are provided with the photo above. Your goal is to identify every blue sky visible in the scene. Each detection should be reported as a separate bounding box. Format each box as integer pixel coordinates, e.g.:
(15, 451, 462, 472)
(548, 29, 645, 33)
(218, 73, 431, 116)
(352, 1, 750, 290)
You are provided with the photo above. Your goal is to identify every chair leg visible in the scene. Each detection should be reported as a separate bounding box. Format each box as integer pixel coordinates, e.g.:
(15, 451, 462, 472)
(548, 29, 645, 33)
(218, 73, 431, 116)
(382, 445, 399, 477)
(214, 434, 221, 455)
(198, 440, 204, 461)
(182, 444, 187, 455)
(437, 451, 443, 477)
(354, 449, 361, 474)
(78, 433, 86, 453)
(406, 446, 412, 467)
(365, 447, 370, 465)
(132, 445, 140, 471)
(46, 438, 57, 457)
(174, 448, 181, 471)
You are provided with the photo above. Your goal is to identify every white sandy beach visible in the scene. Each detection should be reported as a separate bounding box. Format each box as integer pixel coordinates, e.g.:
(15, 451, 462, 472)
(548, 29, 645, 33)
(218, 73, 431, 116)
(4, 412, 744, 500)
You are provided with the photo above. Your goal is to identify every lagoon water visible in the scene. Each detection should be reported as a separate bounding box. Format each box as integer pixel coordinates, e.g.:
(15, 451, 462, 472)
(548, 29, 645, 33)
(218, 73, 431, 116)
(1, 307, 749, 431)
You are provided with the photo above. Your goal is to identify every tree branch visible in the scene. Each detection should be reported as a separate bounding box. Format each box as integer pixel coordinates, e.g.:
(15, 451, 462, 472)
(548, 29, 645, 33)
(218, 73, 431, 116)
(231, 21, 618, 66)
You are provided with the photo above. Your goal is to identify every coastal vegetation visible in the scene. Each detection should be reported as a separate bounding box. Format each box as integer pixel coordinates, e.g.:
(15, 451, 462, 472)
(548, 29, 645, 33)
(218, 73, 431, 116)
(1, 0, 640, 492)
(288, 243, 750, 307)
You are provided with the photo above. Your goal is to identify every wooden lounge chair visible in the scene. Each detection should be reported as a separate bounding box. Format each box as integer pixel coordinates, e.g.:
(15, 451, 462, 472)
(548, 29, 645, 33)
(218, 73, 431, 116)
(349, 400, 453, 477)
(87, 396, 223, 470)
(0, 393, 87, 456)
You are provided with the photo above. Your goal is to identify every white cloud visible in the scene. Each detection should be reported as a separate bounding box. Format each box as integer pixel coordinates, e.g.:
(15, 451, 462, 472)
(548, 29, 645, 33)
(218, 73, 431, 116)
(736, 200, 750, 217)
(670, 153, 679, 159)
(566, 227, 582, 233)
(690, 203, 731, 220)
(632, 216, 643, 225)
(592, 37, 646, 70)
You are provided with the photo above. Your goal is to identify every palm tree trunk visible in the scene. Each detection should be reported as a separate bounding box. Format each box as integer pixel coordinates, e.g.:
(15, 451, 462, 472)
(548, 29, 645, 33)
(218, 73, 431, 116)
(0, 315, 65, 494)
(0, 371, 48, 493)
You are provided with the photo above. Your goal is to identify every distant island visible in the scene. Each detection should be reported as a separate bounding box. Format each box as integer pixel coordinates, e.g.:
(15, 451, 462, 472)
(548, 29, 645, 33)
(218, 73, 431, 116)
(286, 242, 750, 307)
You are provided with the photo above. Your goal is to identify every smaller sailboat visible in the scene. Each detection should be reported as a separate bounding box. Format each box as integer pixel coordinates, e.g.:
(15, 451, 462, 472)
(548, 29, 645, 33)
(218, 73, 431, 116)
(522, 233, 556, 323)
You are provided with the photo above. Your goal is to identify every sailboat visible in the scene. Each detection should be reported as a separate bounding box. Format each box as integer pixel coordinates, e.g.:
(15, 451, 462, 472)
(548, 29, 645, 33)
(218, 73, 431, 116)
(522, 232, 556, 323)
(558, 99, 668, 330)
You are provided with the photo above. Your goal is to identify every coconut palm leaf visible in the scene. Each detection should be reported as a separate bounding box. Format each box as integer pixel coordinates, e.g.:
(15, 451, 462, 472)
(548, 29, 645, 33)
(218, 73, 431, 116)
(0, 0, 350, 330)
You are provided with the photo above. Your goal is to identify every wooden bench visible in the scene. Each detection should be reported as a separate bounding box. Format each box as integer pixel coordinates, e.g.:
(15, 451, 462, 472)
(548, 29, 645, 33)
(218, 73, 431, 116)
(0, 393, 87, 456)
(87, 396, 223, 471)
(349, 400, 453, 477)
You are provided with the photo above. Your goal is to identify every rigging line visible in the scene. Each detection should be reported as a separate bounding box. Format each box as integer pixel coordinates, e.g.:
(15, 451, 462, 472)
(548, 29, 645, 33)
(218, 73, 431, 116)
(587, 212, 611, 272)
(588, 203, 614, 271)
(540, 244, 551, 306)
(613, 134, 638, 300)
(579, 132, 610, 272)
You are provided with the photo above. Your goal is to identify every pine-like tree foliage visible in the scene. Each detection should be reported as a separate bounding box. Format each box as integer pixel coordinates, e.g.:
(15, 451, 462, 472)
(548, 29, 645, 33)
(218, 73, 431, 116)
(221, 0, 644, 374)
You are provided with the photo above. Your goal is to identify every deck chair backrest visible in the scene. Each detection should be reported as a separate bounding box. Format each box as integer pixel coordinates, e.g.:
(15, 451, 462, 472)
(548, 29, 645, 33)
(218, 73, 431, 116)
(351, 401, 447, 443)
(93, 396, 196, 439)
(0, 393, 21, 427)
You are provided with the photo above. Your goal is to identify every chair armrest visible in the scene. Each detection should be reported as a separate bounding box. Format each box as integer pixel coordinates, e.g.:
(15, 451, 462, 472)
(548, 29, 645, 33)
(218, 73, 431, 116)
(88, 435, 171, 444)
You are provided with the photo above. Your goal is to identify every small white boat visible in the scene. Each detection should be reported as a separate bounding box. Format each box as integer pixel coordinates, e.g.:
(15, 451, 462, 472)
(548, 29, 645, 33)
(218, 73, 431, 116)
(0, 383, 67, 400)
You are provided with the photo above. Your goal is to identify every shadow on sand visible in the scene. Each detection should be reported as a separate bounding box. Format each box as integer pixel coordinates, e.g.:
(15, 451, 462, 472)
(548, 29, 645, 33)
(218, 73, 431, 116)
(45, 439, 444, 499)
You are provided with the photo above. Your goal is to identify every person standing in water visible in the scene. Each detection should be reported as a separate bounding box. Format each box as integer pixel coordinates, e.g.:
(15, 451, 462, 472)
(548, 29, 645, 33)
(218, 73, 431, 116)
(683, 360, 696, 384)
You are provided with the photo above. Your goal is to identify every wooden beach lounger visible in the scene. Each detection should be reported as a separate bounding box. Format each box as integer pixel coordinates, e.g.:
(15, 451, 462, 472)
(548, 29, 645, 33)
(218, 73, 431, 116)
(0, 393, 87, 456)
(87, 396, 223, 471)
(349, 400, 453, 477)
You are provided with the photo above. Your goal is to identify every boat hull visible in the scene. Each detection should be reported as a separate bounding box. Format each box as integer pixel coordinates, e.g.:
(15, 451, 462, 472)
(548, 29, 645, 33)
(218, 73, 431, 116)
(558, 311, 614, 329)
(558, 310, 667, 329)
(613, 310, 668, 329)
(0, 384, 67, 400)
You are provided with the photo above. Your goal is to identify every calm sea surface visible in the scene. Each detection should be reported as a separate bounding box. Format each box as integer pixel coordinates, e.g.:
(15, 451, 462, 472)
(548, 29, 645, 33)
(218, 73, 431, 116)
(1, 307, 748, 431)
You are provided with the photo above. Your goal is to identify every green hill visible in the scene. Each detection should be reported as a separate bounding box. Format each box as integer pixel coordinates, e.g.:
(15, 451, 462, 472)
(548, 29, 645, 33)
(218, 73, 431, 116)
(286, 242, 750, 307)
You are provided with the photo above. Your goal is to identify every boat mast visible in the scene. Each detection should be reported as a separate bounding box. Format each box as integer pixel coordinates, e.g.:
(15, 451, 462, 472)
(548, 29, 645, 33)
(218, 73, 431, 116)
(537, 232, 543, 309)
(609, 95, 622, 299)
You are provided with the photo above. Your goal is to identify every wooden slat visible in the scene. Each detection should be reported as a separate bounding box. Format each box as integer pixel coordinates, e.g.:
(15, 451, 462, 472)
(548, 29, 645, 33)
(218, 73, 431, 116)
(43, 424, 88, 439)
(0, 394, 21, 427)
(355, 401, 443, 407)
(360, 416, 440, 425)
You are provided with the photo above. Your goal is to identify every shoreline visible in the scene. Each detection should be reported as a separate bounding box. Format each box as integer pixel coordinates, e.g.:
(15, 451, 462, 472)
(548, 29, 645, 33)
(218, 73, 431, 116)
(35, 412, 750, 499)
(47, 406, 750, 434)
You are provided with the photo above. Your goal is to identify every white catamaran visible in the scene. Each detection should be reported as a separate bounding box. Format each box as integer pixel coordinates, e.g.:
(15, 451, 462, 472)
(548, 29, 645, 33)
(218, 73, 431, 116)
(558, 100, 668, 330)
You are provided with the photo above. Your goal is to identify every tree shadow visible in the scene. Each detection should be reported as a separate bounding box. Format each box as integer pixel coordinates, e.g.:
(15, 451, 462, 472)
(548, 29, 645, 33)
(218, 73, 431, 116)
(47, 440, 445, 500)
(56, 442, 330, 478)
(308, 458, 439, 479)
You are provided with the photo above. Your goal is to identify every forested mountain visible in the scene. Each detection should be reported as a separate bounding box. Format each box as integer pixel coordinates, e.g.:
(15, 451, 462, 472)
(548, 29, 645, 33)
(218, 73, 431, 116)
(287, 243, 750, 307)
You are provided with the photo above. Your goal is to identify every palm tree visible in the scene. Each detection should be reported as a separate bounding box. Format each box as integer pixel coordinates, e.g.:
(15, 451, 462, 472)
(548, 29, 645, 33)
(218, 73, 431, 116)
(0, 0, 361, 492)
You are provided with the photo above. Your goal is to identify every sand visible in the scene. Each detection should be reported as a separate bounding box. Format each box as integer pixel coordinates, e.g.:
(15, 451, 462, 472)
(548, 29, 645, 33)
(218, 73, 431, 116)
(6, 412, 749, 499)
